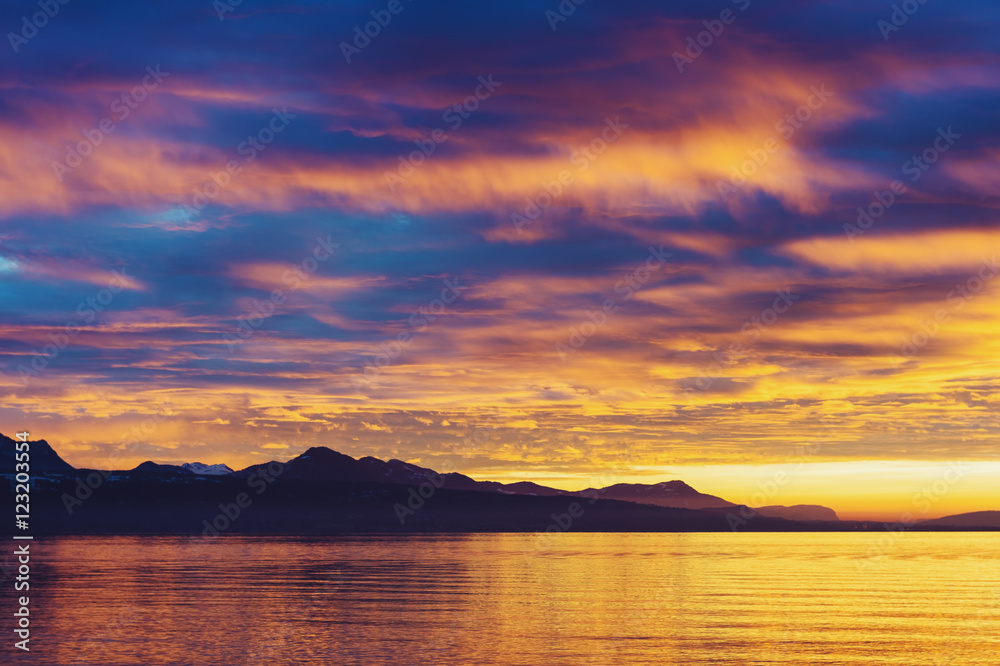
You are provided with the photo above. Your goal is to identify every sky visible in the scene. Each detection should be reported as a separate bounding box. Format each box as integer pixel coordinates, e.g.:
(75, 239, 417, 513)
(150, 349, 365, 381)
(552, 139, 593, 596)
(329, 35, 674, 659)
(1, 0, 999, 520)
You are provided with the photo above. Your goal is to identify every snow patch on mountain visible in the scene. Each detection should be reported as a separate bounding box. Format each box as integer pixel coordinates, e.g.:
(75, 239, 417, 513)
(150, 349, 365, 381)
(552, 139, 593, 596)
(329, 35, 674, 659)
(181, 462, 234, 475)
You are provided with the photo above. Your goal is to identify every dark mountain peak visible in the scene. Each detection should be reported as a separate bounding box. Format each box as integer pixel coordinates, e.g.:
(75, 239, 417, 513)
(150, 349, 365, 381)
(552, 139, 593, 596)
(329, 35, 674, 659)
(5, 436, 847, 527)
(358, 456, 410, 481)
(600, 481, 699, 496)
(919, 510, 1000, 528)
(589, 480, 736, 510)
(499, 481, 568, 496)
(755, 505, 840, 522)
(131, 461, 192, 475)
(442, 472, 501, 492)
(296, 446, 355, 462)
(274, 446, 364, 481)
(0, 432, 76, 473)
(385, 458, 429, 474)
(657, 480, 696, 490)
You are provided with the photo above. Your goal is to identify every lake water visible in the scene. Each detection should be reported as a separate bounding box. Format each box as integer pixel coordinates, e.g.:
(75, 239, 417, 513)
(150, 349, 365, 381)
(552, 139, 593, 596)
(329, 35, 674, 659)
(16, 533, 1000, 664)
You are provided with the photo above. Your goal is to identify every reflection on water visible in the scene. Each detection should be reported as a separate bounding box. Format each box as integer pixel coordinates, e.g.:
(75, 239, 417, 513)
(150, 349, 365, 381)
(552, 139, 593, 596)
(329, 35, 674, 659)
(22, 534, 1000, 664)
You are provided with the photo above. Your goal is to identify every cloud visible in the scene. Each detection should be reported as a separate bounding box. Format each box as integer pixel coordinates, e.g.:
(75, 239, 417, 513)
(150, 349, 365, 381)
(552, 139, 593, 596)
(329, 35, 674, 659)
(2, 0, 1000, 500)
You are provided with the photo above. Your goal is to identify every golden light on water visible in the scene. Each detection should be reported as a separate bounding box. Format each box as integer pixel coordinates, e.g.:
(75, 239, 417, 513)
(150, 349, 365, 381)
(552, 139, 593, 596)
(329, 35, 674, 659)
(36, 535, 1000, 664)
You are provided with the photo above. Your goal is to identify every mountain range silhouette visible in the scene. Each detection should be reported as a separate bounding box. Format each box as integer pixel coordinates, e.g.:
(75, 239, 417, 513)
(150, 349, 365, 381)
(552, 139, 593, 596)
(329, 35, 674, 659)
(2, 433, 995, 533)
